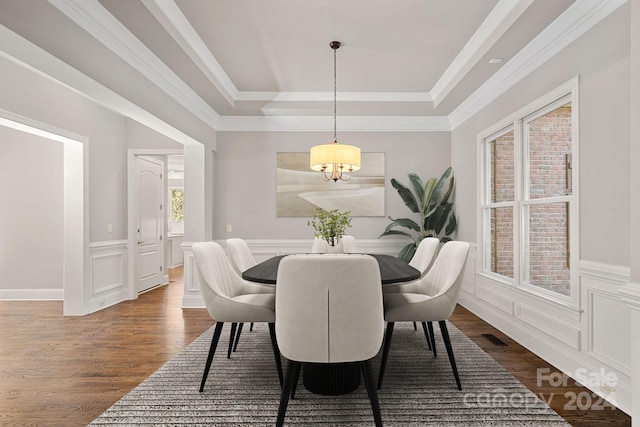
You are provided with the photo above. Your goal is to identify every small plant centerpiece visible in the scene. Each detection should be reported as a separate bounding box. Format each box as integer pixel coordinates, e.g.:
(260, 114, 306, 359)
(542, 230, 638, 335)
(308, 208, 352, 247)
(380, 167, 457, 262)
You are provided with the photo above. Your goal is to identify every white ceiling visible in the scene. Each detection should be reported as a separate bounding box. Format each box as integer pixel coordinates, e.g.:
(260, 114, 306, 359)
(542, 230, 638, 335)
(2, 0, 619, 133)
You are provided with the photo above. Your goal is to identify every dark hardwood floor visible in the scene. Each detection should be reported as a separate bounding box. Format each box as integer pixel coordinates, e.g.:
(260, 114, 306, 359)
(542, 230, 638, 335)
(0, 267, 630, 426)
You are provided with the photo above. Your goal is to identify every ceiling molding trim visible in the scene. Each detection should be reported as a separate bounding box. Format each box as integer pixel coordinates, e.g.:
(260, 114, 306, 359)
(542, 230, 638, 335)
(216, 116, 451, 132)
(0, 24, 203, 147)
(141, 0, 238, 107)
(431, 0, 535, 108)
(235, 91, 433, 103)
(48, 0, 220, 128)
(449, 0, 627, 129)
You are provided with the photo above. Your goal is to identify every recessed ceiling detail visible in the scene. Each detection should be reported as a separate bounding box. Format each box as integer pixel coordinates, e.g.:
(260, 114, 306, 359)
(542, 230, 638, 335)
(0, 0, 625, 136)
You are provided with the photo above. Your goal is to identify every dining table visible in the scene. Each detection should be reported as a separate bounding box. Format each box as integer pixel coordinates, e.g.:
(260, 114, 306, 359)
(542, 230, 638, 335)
(242, 253, 421, 286)
(242, 253, 421, 396)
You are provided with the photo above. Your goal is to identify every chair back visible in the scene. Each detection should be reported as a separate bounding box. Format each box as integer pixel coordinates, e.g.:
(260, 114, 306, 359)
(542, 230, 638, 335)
(341, 235, 358, 253)
(310, 237, 328, 253)
(421, 240, 470, 318)
(193, 242, 243, 307)
(227, 238, 257, 273)
(409, 237, 440, 274)
(276, 254, 384, 364)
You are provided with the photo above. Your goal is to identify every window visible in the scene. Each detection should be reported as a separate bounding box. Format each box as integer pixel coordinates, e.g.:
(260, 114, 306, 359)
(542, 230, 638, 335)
(169, 188, 184, 222)
(480, 81, 577, 302)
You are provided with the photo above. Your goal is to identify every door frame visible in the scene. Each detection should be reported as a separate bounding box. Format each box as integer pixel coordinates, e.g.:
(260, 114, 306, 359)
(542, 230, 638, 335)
(127, 148, 183, 300)
(0, 108, 90, 315)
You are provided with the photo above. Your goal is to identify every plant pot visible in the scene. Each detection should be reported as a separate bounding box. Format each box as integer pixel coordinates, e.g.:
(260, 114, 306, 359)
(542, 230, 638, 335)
(326, 239, 344, 254)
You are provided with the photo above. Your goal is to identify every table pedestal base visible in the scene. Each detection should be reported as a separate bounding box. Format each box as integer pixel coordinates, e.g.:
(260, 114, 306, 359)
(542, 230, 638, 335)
(303, 362, 360, 395)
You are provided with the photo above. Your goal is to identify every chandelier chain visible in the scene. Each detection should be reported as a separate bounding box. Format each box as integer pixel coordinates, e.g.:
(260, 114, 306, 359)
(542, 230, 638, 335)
(333, 45, 337, 143)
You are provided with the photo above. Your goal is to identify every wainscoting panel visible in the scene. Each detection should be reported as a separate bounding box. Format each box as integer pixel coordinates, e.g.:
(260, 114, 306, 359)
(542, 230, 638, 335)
(458, 257, 633, 414)
(475, 278, 515, 316)
(517, 303, 581, 350)
(88, 240, 127, 313)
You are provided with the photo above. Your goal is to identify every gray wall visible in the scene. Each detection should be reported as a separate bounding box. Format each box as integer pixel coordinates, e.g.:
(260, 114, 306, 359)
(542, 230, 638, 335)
(0, 54, 128, 243)
(0, 128, 63, 290)
(451, 3, 630, 266)
(0, 54, 190, 292)
(214, 131, 451, 239)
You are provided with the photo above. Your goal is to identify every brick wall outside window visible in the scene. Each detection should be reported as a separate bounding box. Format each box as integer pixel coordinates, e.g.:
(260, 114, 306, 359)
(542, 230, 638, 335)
(490, 104, 571, 296)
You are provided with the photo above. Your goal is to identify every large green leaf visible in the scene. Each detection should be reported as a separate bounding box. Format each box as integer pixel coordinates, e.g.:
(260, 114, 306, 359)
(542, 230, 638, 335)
(391, 178, 419, 213)
(398, 242, 417, 263)
(408, 173, 424, 206)
(433, 203, 453, 234)
(385, 217, 420, 233)
(440, 174, 455, 206)
(445, 214, 457, 235)
(422, 178, 437, 213)
(429, 166, 452, 211)
(379, 229, 414, 239)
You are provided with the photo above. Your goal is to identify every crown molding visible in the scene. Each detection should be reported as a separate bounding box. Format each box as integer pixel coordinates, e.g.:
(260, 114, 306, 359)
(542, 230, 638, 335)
(49, 0, 220, 128)
(431, 0, 534, 107)
(0, 24, 205, 147)
(141, 0, 238, 107)
(449, 0, 627, 129)
(216, 115, 451, 132)
(235, 91, 433, 103)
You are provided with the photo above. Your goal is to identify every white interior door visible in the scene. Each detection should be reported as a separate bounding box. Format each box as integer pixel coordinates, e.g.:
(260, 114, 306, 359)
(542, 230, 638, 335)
(135, 155, 165, 293)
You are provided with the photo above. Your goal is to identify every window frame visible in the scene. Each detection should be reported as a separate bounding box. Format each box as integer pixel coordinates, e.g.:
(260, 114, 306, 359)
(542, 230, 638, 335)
(477, 77, 580, 309)
(168, 186, 185, 223)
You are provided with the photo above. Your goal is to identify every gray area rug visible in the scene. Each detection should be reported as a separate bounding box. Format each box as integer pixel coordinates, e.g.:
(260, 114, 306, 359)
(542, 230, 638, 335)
(89, 322, 569, 426)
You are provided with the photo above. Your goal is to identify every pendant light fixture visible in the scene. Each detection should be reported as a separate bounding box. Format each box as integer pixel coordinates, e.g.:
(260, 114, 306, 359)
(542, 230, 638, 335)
(310, 41, 361, 182)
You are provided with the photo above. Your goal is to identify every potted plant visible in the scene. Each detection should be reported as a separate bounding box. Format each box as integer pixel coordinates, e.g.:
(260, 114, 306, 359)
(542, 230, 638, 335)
(379, 167, 457, 262)
(308, 208, 352, 247)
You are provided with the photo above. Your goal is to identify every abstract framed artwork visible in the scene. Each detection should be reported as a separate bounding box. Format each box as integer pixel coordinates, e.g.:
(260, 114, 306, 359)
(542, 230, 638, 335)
(276, 152, 385, 217)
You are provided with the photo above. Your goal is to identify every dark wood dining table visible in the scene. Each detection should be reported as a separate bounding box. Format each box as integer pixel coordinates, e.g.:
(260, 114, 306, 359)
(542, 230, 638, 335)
(242, 253, 421, 286)
(242, 253, 421, 396)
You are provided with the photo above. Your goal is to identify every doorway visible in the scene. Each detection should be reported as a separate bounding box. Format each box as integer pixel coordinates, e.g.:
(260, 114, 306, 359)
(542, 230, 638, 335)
(127, 148, 183, 299)
(0, 110, 88, 315)
(133, 155, 165, 294)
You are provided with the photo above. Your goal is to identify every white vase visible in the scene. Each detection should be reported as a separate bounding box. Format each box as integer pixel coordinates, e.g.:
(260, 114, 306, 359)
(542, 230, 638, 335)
(326, 239, 344, 253)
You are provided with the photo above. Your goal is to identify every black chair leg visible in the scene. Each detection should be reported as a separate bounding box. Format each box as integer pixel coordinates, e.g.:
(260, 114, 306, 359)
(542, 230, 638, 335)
(227, 322, 238, 358)
(277, 360, 300, 427)
(232, 322, 244, 352)
(377, 321, 395, 390)
(427, 321, 437, 357)
(439, 320, 462, 390)
(362, 359, 383, 427)
(250, 322, 254, 331)
(290, 361, 302, 400)
(199, 322, 224, 392)
(421, 321, 432, 351)
(413, 321, 417, 331)
(268, 322, 284, 387)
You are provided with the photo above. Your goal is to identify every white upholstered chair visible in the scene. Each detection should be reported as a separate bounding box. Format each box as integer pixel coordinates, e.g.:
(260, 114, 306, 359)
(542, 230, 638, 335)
(384, 237, 440, 333)
(341, 235, 358, 253)
(275, 254, 384, 427)
(377, 240, 470, 391)
(192, 241, 283, 392)
(227, 238, 257, 273)
(310, 237, 328, 253)
(409, 237, 440, 274)
(226, 238, 263, 347)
